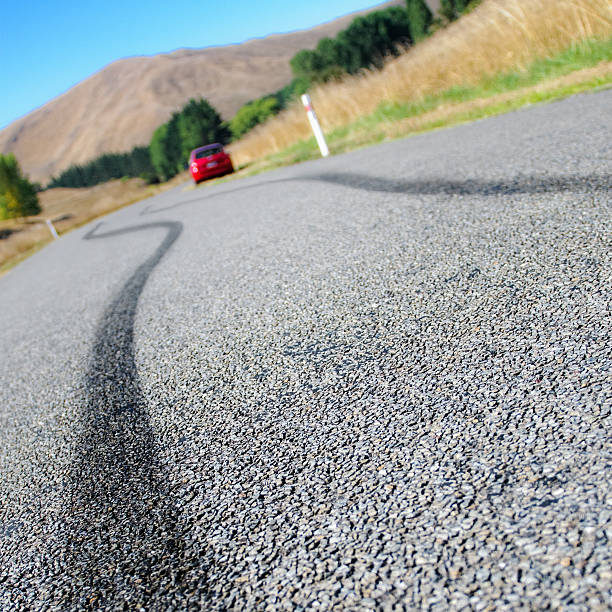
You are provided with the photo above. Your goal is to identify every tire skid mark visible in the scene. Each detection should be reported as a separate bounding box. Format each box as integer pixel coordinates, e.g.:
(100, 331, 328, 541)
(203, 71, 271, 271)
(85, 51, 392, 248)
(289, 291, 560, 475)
(58, 220, 200, 608)
(306, 171, 612, 196)
(140, 172, 611, 215)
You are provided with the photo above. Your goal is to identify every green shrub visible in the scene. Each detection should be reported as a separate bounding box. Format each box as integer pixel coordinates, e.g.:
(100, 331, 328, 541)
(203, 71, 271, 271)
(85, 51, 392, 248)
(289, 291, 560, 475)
(275, 77, 311, 108)
(439, 0, 477, 22)
(0, 154, 40, 219)
(230, 96, 281, 140)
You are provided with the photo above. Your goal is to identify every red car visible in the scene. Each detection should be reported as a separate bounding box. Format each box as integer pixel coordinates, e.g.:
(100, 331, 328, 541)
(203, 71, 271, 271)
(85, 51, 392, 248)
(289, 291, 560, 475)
(189, 143, 234, 184)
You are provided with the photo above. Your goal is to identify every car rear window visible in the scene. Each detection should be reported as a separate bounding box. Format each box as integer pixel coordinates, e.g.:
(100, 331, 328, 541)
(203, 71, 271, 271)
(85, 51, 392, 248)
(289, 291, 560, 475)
(195, 146, 223, 159)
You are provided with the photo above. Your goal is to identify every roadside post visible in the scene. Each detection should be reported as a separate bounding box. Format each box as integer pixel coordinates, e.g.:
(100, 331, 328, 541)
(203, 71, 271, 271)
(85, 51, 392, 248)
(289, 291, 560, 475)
(301, 94, 329, 158)
(45, 219, 59, 239)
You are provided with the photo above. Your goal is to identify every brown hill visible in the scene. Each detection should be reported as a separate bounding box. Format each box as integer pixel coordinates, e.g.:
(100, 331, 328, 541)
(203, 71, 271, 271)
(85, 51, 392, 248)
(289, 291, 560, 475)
(0, 1, 406, 183)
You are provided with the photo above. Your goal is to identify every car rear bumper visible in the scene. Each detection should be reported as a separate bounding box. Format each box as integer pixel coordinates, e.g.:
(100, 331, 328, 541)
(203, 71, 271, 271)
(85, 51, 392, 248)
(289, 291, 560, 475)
(190, 158, 233, 182)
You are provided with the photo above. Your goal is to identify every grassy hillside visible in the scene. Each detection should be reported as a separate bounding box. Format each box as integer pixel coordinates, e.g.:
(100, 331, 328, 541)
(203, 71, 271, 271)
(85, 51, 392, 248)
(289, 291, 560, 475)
(0, 2, 405, 184)
(229, 0, 612, 168)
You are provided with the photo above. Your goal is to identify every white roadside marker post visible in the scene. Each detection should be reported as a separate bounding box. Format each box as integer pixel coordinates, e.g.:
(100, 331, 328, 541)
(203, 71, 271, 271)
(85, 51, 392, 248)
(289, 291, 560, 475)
(46, 219, 59, 239)
(301, 94, 329, 158)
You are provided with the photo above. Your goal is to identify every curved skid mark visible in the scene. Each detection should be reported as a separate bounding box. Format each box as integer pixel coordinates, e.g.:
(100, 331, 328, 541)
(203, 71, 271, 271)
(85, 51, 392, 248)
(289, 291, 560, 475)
(308, 172, 612, 196)
(55, 168, 609, 604)
(140, 172, 611, 215)
(56, 220, 205, 608)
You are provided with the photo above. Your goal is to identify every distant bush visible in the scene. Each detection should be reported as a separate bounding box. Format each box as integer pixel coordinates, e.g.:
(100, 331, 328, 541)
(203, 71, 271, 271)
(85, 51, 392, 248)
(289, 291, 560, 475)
(275, 77, 311, 109)
(275, 76, 311, 108)
(228, 77, 311, 142)
(150, 119, 181, 183)
(229, 7, 417, 143)
(0, 154, 41, 219)
(230, 96, 281, 140)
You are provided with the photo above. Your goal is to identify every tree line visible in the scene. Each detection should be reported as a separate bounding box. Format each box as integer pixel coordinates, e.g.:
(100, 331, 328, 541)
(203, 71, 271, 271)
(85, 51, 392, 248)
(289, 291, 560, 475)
(47, 147, 155, 189)
(22, 0, 480, 196)
(230, 4, 420, 141)
(289, 7, 414, 81)
(290, 1, 479, 83)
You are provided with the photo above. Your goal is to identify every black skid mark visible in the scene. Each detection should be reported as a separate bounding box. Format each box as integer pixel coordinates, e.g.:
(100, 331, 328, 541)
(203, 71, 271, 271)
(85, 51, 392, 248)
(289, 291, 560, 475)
(140, 172, 612, 215)
(57, 220, 203, 609)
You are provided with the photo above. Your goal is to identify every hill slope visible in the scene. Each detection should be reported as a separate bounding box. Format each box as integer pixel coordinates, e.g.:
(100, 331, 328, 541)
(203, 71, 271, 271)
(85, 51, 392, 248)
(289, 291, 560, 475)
(0, 1, 405, 183)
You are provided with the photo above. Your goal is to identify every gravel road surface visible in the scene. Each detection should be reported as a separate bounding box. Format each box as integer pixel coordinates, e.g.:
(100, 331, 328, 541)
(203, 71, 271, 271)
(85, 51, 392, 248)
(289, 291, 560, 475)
(1, 90, 611, 610)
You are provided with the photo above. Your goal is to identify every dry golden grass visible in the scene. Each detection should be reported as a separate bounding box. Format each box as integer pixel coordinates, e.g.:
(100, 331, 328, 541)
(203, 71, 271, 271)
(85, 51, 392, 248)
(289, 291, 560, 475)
(382, 61, 611, 131)
(0, 175, 185, 274)
(230, 0, 612, 166)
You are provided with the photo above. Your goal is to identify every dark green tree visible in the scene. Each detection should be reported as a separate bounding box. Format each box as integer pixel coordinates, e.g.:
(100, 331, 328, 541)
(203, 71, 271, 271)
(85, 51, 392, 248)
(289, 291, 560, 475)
(127, 146, 158, 182)
(339, 8, 412, 72)
(290, 49, 320, 79)
(177, 98, 230, 167)
(149, 117, 181, 181)
(316, 37, 342, 68)
(406, 0, 433, 41)
(149, 98, 229, 181)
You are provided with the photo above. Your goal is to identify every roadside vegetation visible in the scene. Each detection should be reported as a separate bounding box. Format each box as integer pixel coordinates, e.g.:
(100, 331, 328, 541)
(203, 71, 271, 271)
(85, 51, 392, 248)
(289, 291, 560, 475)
(228, 2, 431, 141)
(230, 0, 612, 168)
(48, 2, 425, 189)
(34, 0, 612, 191)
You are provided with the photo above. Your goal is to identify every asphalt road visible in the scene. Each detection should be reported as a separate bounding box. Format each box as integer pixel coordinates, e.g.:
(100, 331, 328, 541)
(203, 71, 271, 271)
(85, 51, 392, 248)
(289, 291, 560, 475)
(1, 90, 611, 611)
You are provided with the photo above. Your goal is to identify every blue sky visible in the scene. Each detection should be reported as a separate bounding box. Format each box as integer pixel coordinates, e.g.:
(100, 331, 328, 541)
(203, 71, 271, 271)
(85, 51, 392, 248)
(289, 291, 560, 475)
(0, 0, 391, 130)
